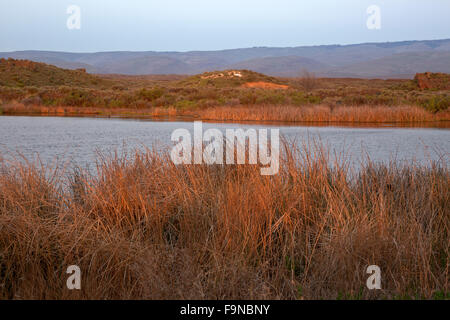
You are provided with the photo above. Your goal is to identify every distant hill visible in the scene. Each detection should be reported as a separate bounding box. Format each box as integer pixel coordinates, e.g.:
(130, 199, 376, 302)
(322, 51, 450, 78)
(0, 60, 284, 90)
(99, 56, 191, 75)
(229, 56, 329, 77)
(0, 58, 108, 87)
(180, 69, 285, 88)
(1, 39, 450, 78)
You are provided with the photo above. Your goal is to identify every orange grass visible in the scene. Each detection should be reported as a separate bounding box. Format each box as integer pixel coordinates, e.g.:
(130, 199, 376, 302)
(1, 102, 449, 123)
(200, 104, 450, 123)
(0, 102, 181, 118)
(0, 143, 448, 299)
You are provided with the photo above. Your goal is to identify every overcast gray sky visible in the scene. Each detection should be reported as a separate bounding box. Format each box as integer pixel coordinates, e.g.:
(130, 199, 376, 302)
(1, 0, 449, 52)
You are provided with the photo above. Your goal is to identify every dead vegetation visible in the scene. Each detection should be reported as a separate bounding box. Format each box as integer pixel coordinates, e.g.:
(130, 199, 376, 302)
(297, 69, 318, 92)
(0, 143, 448, 299)
(200, 104, 449, 123)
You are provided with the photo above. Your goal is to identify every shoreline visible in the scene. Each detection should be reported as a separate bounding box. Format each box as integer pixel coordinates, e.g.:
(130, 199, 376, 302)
(2, 113, 450, 129)
(1, 104, 449, 128)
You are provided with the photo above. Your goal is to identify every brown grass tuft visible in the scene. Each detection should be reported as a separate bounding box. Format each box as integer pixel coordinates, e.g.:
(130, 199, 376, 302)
(201, 104, 449, 123)
(0, 144, 448, 299)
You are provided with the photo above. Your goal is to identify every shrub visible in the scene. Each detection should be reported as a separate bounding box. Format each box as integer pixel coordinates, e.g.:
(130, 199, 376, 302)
(420, 95, 450, 113)
(298, 70, 318, 91)
(62, 89, 95, 107)
(175, 100, 197, 110)
(256, 91, 287, 105)
(138, 88, 165, 101)
(239, 91, 258, 105)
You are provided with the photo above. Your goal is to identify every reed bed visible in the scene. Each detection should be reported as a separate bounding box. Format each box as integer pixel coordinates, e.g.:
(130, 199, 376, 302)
(201, 104, 449, 122)
(0, 102, 179, 118)
(0, 143, 448, 299)
(2, 102, 449, 123)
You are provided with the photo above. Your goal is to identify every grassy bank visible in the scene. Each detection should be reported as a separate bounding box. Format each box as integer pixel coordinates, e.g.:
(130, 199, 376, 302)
(1, 59, 449, 123)
(200, 104, 450, 122)
(1, 102, 449, 123)
(0, 144, 448, 299)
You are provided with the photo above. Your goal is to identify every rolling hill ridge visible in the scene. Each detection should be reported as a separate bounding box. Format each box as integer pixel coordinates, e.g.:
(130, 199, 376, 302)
(1, 39, 449, 78)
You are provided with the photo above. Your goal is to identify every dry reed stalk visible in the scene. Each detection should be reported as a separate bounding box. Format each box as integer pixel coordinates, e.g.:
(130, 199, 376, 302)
(0, 143, 448, 299)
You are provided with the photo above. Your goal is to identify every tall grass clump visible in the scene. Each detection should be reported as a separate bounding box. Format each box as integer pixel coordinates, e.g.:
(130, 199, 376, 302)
(201, 104, 449, 123)
(0, 143, 448, 299)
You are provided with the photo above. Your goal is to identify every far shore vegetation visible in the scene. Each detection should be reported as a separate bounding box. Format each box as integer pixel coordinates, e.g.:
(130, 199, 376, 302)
(0, 58, 449, 123)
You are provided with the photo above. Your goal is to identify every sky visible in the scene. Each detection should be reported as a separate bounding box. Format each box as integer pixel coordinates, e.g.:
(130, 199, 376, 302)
(1, 0, 449, 52)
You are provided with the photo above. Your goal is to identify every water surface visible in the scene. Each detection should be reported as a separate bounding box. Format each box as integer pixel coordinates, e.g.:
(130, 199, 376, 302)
(0, 116, 448, 169)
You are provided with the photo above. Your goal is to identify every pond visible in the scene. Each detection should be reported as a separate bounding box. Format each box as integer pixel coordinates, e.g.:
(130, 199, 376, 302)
(0, 116, 448, 169)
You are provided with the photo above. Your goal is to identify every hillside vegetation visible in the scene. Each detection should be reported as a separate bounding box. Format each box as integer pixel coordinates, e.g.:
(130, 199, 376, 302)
(179, 70, 285, 88)
(0, 59, 448, 121)
(414, 72, 450, 90)
(0, 58, 110, 88)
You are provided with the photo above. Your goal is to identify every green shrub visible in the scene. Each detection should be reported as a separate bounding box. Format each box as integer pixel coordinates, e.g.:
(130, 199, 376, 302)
(239, 91, 258, 105)
(290, 91, 322, 105)
(256, 91, 287, 105)
(420, 95, 450, 113)
(138, 87, 165, 101)
(175, 100, 197, 110)
(62, 89, 95, 107)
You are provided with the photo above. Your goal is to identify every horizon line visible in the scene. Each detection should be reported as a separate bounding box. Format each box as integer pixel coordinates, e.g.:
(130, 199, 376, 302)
(1, 37, 449, 54)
